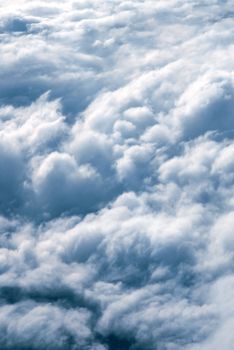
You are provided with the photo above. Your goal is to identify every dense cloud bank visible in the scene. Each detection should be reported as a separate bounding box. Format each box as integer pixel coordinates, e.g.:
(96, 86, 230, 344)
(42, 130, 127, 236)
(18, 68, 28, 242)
(0, 0, 234, 349)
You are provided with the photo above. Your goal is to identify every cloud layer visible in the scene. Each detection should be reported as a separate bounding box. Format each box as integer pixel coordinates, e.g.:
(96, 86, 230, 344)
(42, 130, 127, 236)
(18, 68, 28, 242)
(0, 0, 234, 349)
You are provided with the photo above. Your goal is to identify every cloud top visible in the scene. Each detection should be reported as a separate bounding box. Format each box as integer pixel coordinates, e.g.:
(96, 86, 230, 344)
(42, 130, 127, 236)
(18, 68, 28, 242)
(0, 0, 234, 349)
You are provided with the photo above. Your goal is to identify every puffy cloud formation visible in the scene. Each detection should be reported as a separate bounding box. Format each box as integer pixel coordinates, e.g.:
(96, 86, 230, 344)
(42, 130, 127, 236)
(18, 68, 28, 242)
(0, 0, 234, 349)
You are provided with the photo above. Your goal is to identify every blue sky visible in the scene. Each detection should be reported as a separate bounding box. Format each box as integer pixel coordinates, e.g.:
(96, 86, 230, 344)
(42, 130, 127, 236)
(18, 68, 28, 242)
(0, 1, 234, 349)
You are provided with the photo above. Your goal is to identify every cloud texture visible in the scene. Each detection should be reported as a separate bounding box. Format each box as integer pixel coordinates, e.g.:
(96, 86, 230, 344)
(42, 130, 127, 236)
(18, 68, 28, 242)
(0, 0, 234, 349)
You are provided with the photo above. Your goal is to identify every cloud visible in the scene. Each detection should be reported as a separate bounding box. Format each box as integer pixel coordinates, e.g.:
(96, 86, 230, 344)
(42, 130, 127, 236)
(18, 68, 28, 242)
(32, 152, 105, 217)
(0, 187, 232, 349)
(0, 302, 95, 350)
(0, 0, 234, 349)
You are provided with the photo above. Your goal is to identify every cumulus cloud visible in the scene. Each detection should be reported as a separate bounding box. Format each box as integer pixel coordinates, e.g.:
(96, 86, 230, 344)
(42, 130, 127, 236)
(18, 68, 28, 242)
(0, 0, 234, 349)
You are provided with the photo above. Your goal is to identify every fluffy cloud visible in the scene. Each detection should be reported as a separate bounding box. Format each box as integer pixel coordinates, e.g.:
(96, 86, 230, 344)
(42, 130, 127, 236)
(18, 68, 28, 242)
(0, 0, 234, 349)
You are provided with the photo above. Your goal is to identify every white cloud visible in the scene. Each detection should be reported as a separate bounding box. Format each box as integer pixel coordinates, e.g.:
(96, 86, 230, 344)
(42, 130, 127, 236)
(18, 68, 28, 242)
(0, 0, 234, 349)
